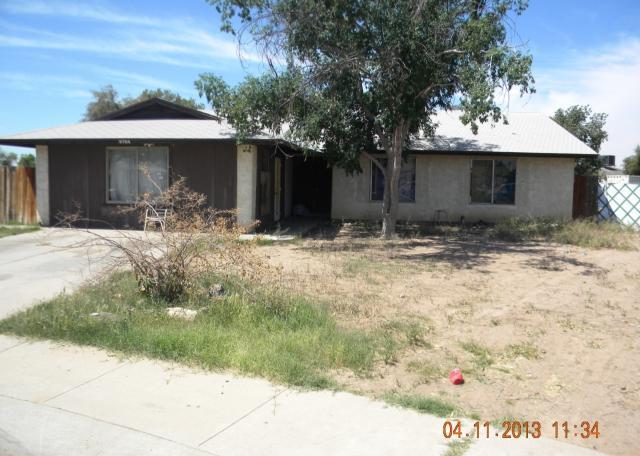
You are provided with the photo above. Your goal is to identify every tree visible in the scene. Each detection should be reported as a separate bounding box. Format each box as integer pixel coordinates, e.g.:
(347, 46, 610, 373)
(18, 153, 35, 168)
(623, 145, 640, 175)
(0, 149, 17, 167)
(83, 86, 204, 121)
(83, 85, 121, 121)
(122, 89, 205, 111)
(552, 105, 608, 176)
(198, 0, 534, 238)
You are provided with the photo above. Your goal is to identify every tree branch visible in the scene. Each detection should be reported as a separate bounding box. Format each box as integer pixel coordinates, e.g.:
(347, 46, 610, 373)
(362, 151, 386, 175)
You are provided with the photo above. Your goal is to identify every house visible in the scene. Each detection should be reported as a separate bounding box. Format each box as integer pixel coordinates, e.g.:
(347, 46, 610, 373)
(0, 98, 596, 228)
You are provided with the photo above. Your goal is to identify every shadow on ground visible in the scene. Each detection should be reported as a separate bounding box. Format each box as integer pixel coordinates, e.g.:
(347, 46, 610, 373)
(292, 221, 603, 274)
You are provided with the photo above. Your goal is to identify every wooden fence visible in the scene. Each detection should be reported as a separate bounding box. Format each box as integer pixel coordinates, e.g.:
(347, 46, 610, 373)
(0, 166, 37, 224)
(572, 175, 599, 219)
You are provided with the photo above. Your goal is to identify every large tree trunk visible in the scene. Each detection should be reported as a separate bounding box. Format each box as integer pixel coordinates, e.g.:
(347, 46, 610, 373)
(381, 123, 408, 239)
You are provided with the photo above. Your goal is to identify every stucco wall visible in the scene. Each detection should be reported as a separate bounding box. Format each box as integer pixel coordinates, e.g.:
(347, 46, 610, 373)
(331, 155, 575, 222)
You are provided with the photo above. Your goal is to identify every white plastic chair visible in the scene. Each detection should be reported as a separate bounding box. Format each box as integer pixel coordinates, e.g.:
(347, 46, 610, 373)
(144, 207, 169, 232)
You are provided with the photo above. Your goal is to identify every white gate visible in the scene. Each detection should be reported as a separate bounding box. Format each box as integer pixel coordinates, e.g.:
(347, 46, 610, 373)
(597, 181, 640, 229)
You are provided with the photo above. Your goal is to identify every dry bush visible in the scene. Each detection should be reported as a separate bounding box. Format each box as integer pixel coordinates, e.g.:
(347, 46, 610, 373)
(63, 178, 269, 302)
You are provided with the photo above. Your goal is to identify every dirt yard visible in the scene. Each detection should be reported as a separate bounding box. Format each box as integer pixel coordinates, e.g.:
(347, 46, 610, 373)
(261, 224, 640, 455)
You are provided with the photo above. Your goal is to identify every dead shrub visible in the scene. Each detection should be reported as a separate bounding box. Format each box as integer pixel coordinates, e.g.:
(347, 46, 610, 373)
(62, 178, 269, 302)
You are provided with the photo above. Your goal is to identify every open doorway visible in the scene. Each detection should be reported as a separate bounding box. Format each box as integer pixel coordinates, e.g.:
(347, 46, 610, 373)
(290, 155, 332, 218)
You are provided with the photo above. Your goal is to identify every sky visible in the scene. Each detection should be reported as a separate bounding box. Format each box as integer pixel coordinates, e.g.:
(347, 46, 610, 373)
(0, 0, 639, 165)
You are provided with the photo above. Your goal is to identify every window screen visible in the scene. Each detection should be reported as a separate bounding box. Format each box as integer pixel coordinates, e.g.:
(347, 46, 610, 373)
(370, 157, 416, 203)
(107, 147, 168, 202)
(470, 159, 516, 205)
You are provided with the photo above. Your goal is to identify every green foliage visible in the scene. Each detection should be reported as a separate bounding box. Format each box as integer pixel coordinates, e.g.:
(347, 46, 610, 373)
(83, 85, 204, 121)
(0, 149, 17, 166)
(17, 153, 35, 168)
(552, 105, 608, 175)
(122, 89, 205, 111)
(0, 272, 393, 388)
(623, 145, 640, 175)
(83, 85, 121, 121)
(0, 150, 34, 168)
(200, 0, 534, 236)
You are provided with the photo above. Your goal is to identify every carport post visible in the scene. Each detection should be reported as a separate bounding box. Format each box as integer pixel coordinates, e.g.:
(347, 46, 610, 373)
(236, 144, 257, 229)
(35, 144, 50, 226)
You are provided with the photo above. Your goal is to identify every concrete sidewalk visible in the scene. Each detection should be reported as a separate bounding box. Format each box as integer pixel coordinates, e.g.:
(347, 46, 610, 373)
(0, 335, 605, 456)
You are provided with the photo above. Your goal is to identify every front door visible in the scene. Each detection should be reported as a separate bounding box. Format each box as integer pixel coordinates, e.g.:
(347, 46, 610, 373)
(274, 157, 282, 221)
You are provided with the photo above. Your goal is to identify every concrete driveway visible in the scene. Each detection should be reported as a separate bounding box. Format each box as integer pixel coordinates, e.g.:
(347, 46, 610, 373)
(0, 228, 121, 318)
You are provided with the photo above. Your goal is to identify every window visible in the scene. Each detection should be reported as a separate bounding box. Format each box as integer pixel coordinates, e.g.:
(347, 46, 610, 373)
(107, 147, 169, 203)
(470, 159, 516, 205)
(370, 157, 416, 203)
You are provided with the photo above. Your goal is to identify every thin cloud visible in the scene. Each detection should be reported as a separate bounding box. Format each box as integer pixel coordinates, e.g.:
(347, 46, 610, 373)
(0, 1, 263, 65)
(95, 68, 179, 91)
(0, 0, 160, 27)
(508, 36, 640, 163)
(0, 71, 90, 97)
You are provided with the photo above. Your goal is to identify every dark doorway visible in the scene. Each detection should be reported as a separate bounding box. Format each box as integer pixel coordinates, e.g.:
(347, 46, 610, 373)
(291, 155, 332, 217)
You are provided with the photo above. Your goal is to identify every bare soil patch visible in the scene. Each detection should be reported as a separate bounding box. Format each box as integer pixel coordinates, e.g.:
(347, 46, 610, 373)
(261, 224, 640, 455)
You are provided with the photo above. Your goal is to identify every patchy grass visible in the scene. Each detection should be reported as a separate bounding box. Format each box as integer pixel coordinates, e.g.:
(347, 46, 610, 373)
(253, 236, 300, 247)
(0, 272, 397, 389)
(553, 220, 637, 250)
(342, 255, 405, 276)
(254, 237, 276, 246)
(383, 392, 458, 417)
(460, 340, 494, 379)
(443, 438, 473, 456)
(407, 360, 445, 383)
(382, 319, 432, 348)
(504, 342, 541, 360)
(491, 218, 558, 242)
(491, 218, 638, 250)
(0, 225, 39, 239)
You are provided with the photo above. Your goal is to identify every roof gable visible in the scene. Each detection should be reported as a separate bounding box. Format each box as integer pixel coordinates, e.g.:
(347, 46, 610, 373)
(96, 97, 219, 121)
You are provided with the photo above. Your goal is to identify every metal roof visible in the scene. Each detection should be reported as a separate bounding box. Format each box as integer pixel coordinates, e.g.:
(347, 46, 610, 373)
(0, 110, 597, 157)
(409, 111, 597, 156)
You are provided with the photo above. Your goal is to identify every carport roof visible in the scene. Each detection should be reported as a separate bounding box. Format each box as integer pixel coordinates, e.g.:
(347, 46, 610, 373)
(0, 110, 597, 157)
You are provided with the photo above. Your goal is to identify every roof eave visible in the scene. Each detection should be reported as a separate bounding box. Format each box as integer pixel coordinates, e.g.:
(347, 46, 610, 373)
(0, 136, 306, 149)
(405, 149, 594, 158)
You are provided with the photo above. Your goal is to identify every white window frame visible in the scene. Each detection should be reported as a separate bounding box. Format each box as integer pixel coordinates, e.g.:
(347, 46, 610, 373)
(106, 146, 169, 204)
(469, 158, 517, 206)
(369, 157, 416, 203)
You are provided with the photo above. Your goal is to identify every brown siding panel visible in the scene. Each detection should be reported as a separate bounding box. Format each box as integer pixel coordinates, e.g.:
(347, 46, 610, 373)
(49, 141, 237, 228)
(171, 142, 236, 210)
(49, 144, 90, 224)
